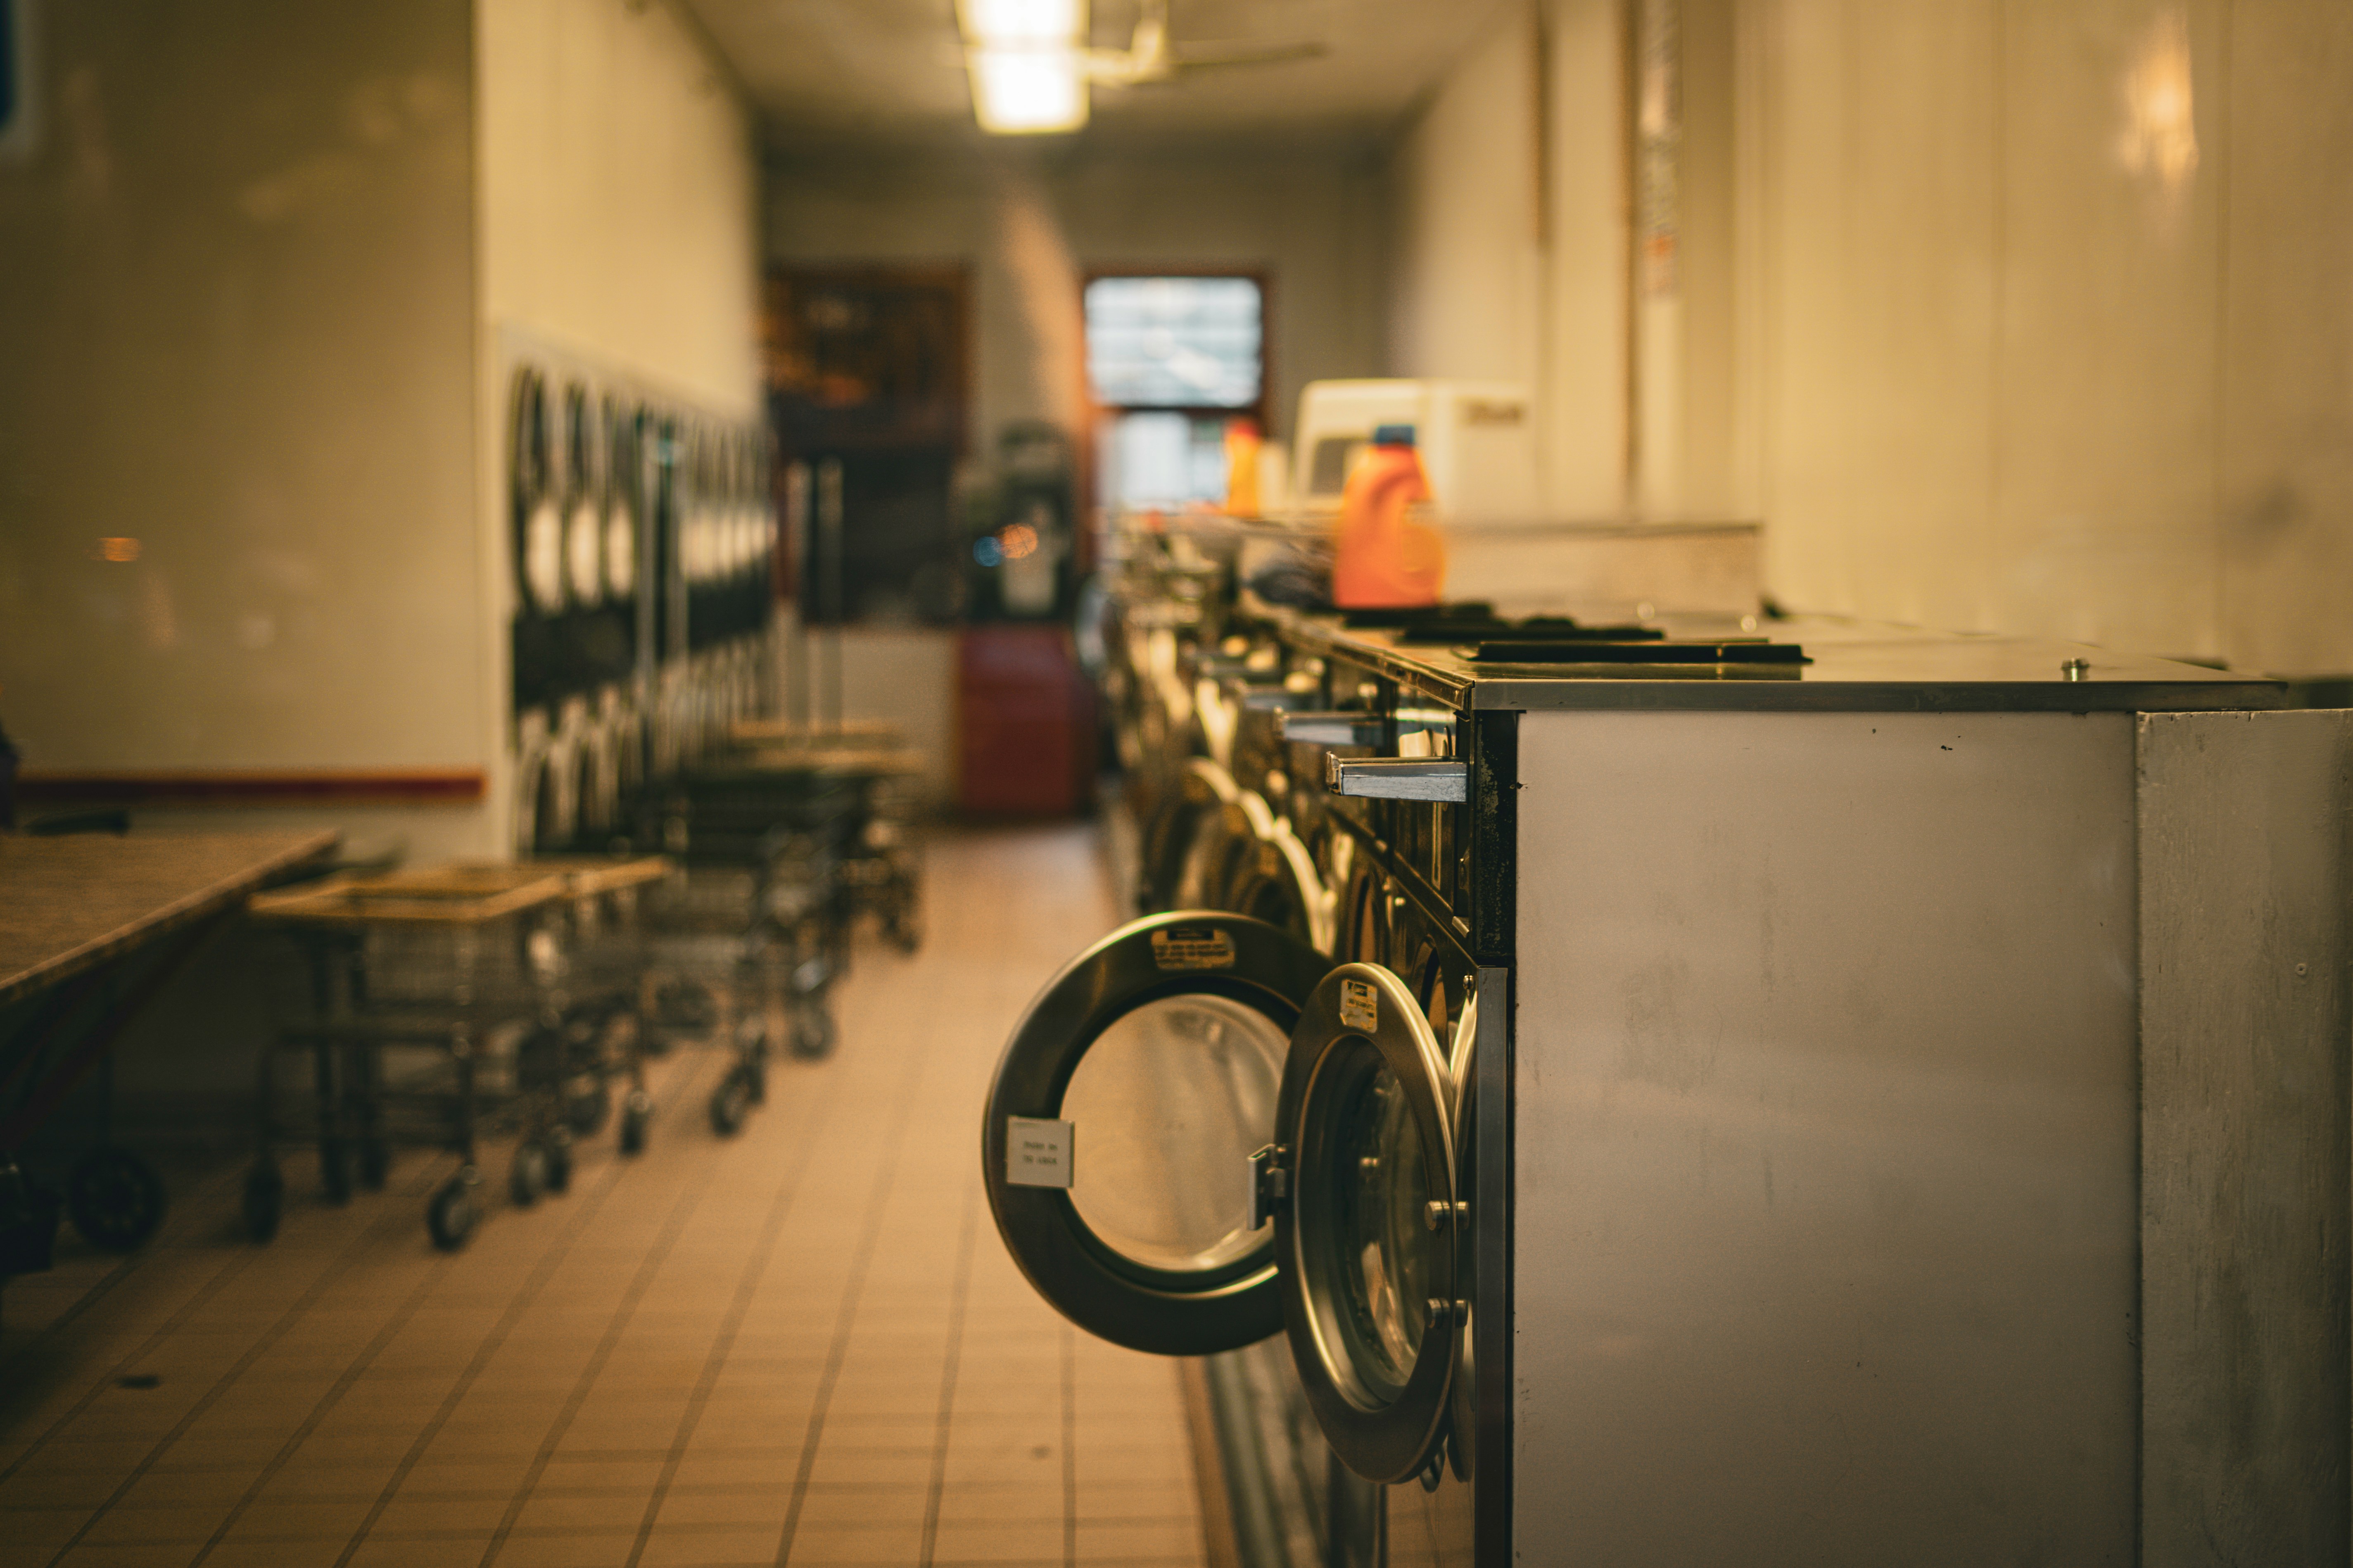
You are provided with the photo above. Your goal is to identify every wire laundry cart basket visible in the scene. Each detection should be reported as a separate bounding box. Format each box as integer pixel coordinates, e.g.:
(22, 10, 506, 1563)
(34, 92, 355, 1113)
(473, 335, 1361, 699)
(633, 760, 868, 1134)
(720, 722, 928, 954)
(246, 857, 667, 1250)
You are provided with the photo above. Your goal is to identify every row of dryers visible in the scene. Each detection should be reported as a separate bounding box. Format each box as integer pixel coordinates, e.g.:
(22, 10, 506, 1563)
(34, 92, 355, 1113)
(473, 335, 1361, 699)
(983, 513, 2352, 1567)
(505, 357, 778, 854)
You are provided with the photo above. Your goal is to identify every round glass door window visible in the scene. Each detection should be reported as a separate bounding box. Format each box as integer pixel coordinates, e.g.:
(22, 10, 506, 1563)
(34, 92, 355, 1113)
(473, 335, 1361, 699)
(982, 911, 1332, 1356)
(565, 498, 603, 604)
(1299, 1038, 1433, 1403)
(1061, 992, 1285, 1274)
(522, 497, 566, 613)
(604, 501, 637, 598)
(1275, 960, 1458, 1482)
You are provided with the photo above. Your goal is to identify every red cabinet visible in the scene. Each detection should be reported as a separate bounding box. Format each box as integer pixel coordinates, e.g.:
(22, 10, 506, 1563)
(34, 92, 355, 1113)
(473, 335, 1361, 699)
(956, 627, 1094, 817)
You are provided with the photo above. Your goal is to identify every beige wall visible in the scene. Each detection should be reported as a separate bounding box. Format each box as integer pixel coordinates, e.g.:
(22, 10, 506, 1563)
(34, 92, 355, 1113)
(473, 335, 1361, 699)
(478, 0, 762, 421)
(1736, 0, 2353, 671)
(1390, 0, 2353, 674)
(0, 0, 766, 858)
(1385, 0, 1632, 520)
(477, 0, 764, 842)
(0, 1, 479, 785)
(763, 140, 1388, 447)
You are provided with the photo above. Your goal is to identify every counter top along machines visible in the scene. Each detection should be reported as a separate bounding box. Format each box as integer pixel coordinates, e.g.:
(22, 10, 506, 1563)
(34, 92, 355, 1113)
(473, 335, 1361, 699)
(981, 594, 2351, 1566)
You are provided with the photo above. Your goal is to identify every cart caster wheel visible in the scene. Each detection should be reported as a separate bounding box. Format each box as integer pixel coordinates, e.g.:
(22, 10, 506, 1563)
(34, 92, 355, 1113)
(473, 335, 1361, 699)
(710, 1068, 753, 1137)
(619, 1094, 651, 1156)
(357, 1139, 392, 1192)
(543, 1130, 574, 1195)
(790, 1008, 837, 1061)
(734, 1010, 768, 1055)
(743, 1055, 768, 1105)
(66, 1149, 166, 1253)
(655, 979, 719, 1036)
(566, 1078, 613, 1136)
(509, 1143, 550, 1208)
(885, 891, 923, 954)
(319, 1139, 354, 1206)
(243, 1162, 285, 1245)
(427, 1177, 480, 1252)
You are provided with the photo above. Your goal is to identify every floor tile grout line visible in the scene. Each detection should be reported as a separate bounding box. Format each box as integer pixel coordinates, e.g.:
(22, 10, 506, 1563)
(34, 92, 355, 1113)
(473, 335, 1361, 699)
(326, 1042, 731, 1568)
(477, 1045, 846, 1568)
(767, 1016, 945, 1568)
(0, 1243, 262, 1483)
(183, 1233, 466, 1563)
(35, 1145, 461, 1568)
(1061, 1321, 1078, 1568)
(0, 1151, 341, 1482)
(0, 1156, 253, 1398)
(602, 1050, 852, 1568)
(917, 1180, 981, 1568)
(468, 1173, 718, 1568)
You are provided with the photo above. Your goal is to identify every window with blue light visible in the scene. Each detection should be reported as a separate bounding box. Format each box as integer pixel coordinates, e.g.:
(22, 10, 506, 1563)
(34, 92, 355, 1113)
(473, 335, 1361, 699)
(1084, 276, 1262, 410)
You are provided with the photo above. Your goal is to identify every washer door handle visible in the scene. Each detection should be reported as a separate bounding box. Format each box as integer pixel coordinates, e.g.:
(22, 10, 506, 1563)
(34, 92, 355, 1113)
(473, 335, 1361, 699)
(1280, 711, 1384, 746)
(1325, 756, 1469, 803)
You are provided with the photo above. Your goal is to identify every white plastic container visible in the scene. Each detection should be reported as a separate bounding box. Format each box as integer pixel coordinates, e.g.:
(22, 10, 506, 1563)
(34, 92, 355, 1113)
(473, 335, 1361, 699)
(1290, 378, 1541, 525)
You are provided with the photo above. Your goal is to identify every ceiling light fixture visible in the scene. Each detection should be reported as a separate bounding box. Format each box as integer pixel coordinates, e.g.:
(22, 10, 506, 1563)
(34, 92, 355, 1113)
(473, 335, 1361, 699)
(959, 0, 1088, 135)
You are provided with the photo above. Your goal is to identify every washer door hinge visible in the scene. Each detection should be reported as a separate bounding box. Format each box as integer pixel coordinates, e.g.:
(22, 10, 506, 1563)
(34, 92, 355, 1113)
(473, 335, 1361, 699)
(1248, 1145, 1289, 1230)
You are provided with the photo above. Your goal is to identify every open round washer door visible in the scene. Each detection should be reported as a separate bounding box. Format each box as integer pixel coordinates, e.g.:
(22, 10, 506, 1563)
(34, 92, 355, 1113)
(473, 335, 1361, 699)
(983, 911, 1332, 1356)
(1276, 961, 1461, 1484)
(1223, 807, 1335, 956)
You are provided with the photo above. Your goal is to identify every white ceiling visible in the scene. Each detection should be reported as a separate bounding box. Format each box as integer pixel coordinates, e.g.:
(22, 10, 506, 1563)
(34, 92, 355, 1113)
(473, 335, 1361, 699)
(683, 0, 1517, 152)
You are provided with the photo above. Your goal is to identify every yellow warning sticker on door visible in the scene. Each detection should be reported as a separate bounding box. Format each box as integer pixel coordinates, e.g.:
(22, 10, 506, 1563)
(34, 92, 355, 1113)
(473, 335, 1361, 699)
(1151, 927, 1236, 971)
(1340, 977, 1379, 1033)
(1007, 1117, 1074, 1189)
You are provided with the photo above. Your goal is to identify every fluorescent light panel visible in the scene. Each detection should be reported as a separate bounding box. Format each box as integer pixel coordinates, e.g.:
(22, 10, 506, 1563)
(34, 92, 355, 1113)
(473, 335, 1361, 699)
(960, 0, 1087, 135)
(961, 0, 1083, 46)
(968, 46, 1087, 133)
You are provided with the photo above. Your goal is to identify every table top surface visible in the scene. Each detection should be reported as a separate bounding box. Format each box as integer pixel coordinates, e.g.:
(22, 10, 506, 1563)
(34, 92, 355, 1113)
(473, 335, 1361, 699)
(245, 856, 670, 929)
(0, 829, 341, 1008)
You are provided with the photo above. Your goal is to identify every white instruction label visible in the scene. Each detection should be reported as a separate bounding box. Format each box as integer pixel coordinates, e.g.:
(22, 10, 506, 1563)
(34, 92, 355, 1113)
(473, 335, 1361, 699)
(1151, 926, 1237, 972)
(1340, 977, 1379, 1033)
(1007, 1117, 1074, 1189)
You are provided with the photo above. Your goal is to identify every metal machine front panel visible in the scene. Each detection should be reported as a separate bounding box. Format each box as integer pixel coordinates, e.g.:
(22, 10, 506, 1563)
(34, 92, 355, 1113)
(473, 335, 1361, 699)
(2137, 709, 2352, 1563)
(1512, 710, 2138, 1564)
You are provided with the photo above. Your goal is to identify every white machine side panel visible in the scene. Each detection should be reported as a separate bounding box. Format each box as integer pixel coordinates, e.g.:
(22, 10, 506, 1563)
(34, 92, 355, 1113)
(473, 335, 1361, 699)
(2138, 709, 2352, 1565)
(1512, 710, 2136, 1566)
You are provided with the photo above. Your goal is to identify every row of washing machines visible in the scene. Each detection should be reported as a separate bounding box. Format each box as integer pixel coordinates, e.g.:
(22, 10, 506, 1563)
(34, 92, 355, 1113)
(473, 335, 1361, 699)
(981, 516, 2353, 1567)
(504, 359, 778, 855)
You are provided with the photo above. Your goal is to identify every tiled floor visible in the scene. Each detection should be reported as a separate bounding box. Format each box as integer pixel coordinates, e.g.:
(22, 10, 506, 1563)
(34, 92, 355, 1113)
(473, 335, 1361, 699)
(0, 826, 1208, 1568)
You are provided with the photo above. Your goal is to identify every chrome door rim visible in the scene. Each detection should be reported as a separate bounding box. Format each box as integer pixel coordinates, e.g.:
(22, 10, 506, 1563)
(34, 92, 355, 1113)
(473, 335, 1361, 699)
(1276, 962, 1460, 1482)
(982, 910, 1332, 1356)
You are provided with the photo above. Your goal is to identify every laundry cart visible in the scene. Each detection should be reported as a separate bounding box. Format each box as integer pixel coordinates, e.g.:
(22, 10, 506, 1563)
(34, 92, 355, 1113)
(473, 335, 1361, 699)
(246, 862, 621, 1251)
(723, 725, 928, 954)
(516, 855, 673, 1156)
(634, 766, 852, 1133)
(634, 745, 920, 1111)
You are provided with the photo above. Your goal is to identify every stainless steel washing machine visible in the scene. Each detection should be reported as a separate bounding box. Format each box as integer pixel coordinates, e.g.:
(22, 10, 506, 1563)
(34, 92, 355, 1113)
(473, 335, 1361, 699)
(989, 602, 2350, 1566)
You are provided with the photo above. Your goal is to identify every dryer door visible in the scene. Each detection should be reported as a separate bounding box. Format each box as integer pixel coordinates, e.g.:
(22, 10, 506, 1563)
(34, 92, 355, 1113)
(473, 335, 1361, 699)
(983, 910, 1333, 1356)
(1225, 810, 1336, 956)
(1275, 962, 1462, 1484)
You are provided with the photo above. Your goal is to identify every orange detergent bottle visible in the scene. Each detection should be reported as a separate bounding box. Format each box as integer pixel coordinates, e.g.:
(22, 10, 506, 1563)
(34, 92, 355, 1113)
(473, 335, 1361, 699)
(1222, 418, 1261, 516)
(1331, 424, 1445, 608)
